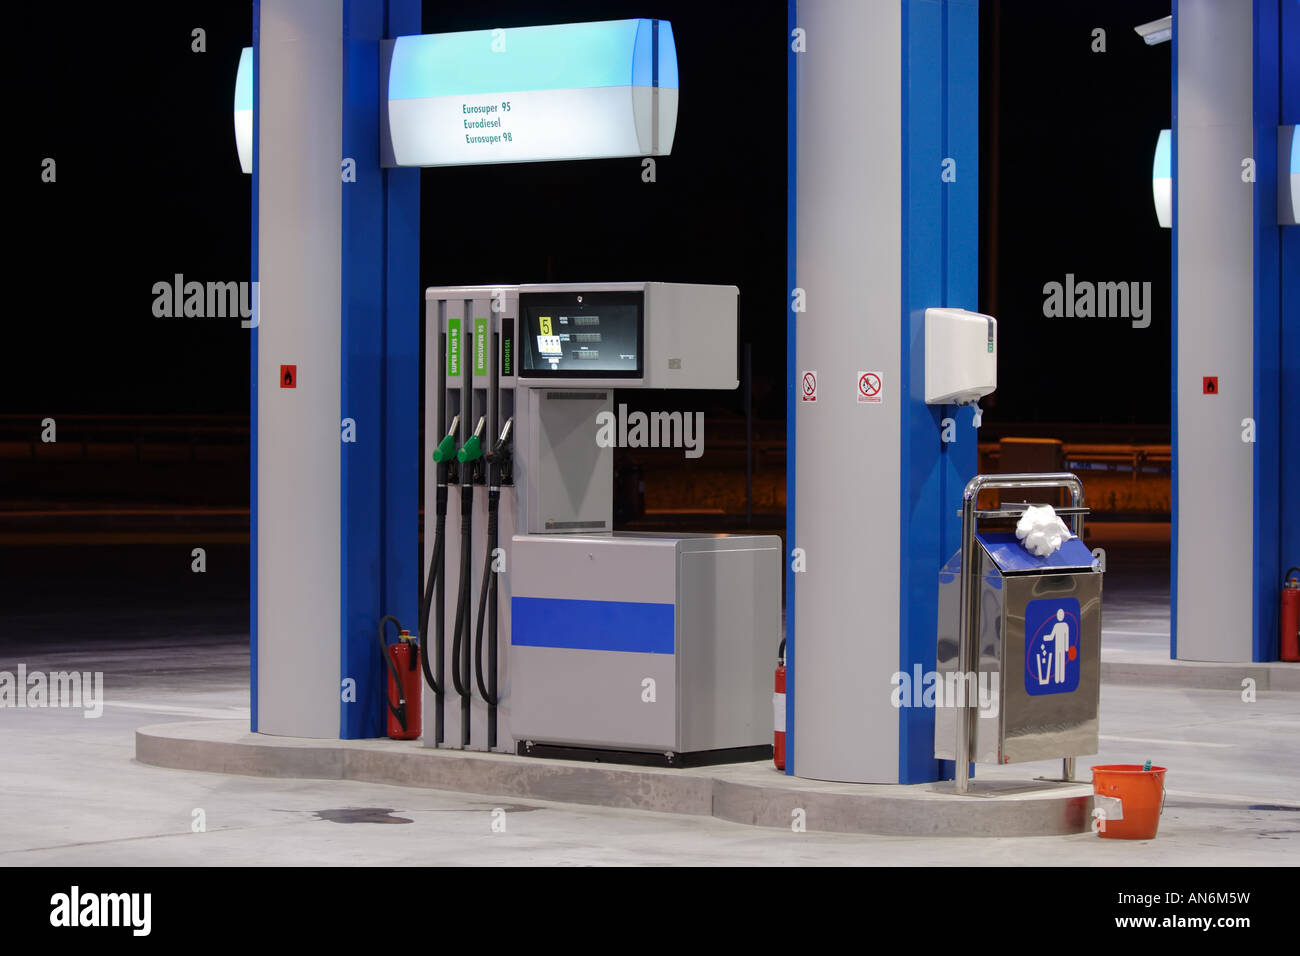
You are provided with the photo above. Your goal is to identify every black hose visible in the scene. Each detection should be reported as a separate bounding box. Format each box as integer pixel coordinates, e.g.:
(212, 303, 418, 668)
(450, 484, 473, 746)
(483, 337, 502, 749)
(377, 615, 407, 732)
(417, 528, 443, 692)
(487, 494, 499, 746)
(473, 525, 494, 704)
(474, 498, 499, 711)
(450, 495, 471, 699)
(417, 488, 447, 695)
(1285, 567, 1300, 584)
(460, 500, 473, 745)
(433, 503, 446, 743)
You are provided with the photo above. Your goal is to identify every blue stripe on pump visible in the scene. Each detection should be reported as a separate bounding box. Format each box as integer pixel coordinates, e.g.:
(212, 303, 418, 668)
(511, 597, 674, 654)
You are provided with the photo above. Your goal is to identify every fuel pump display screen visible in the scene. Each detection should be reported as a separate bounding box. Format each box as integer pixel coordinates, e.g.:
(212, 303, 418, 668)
(518, 290, 643, 378)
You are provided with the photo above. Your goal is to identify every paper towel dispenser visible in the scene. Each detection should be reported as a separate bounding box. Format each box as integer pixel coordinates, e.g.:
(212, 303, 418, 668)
(924, 307, 997, 406)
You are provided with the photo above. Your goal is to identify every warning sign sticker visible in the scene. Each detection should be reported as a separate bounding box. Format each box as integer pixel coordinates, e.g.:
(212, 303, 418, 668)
(857, 371, 882, 404)
(801, 370, 818, 403)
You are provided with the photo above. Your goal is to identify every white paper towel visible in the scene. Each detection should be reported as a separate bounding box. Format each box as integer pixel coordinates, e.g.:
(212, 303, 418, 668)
(1015, 504, 1074, 557)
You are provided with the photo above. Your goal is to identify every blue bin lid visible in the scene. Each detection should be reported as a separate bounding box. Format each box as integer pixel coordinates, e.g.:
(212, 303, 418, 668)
(976, 531, 1098, 574)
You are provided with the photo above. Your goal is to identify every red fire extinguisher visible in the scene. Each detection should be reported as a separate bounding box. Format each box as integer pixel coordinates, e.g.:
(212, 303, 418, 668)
(774, 644, 786, 770)
(386, 630, 422, 740)
(1281, 568, 1300, 663)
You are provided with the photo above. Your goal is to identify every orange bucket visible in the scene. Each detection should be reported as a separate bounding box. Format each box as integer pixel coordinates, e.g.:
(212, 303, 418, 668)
(1091, 764, 1167, 839)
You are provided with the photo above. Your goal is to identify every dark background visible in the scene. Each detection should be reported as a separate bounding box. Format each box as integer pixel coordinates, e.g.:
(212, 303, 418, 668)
(980, 0, 1172, 430)
(6, 1, 787, 422)
(0, 1, 1174, 698)
(3, 0, 1172, 508)
(11, 4, 257, 415)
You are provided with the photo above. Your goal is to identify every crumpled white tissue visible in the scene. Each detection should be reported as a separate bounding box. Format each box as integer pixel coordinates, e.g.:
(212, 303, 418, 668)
(1015, 504, 1073, 557)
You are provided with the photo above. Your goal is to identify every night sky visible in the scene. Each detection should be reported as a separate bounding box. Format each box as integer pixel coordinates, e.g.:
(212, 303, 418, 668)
(7, 1, 1171, 430)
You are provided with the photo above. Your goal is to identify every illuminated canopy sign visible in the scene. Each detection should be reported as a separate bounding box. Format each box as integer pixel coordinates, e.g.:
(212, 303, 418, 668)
(235, 47, 252, 174)
(1281, 124, 1299, 226)
(385, 19, 678, 167)
(1292, 125, 1299, 224)
(1152, 128, 1171, 229)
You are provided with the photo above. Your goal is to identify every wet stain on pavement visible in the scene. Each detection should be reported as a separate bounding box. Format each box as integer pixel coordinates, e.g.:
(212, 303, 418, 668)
(311, 808, 413, 824)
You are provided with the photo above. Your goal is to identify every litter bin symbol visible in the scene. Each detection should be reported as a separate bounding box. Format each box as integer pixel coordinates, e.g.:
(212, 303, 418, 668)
(1025, 598, 1081, 695)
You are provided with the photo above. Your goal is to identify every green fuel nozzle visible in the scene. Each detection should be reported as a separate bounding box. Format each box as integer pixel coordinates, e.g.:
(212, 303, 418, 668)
(432, 415, 460, 463)
(457, 434, 482, 463)
(432, 434, 456, 463)
(457, 417, 486, 463)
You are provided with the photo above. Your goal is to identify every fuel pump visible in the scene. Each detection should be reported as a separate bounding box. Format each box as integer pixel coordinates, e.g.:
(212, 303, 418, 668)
(423, 282, 780, 765)
(423, 289, 517, 753)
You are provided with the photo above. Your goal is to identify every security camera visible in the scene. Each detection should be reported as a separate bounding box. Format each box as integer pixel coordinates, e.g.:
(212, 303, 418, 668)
(1134, 16, 1171, 45)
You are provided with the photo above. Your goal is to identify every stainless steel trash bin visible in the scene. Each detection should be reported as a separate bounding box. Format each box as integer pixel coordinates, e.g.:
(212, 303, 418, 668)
(934, 473, 1103, 792)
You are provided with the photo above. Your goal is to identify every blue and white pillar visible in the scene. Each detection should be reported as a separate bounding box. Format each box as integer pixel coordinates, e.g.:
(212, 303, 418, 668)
(1172, 0, 1299, 663)
(251, 0, 420, 738)
(787, 0, 978, 783)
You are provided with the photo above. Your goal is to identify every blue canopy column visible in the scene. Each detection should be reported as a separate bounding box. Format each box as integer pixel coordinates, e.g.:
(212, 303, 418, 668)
(250, 0, 420, 737)
(1277, 1, 1300, 652)
(1172, 0, 1298, 662)
(786, 0, 978, 783)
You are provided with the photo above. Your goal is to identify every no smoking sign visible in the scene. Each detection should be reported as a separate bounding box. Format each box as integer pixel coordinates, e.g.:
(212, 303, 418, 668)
(857, 370, 883, 404)
(801, 370, 818, 402)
